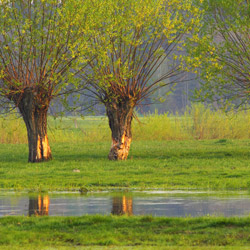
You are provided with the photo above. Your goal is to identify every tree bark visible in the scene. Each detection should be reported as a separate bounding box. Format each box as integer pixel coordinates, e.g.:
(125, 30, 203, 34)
(106, 102, 133, 160)
(17, 89, 52, 163)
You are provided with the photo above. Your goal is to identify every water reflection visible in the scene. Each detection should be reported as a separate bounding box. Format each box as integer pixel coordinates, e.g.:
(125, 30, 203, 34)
(29, 195, 50, 216)
(2, 192, 250, 217)
(112, 196, 133, 215)
(28, 195, 134, 216)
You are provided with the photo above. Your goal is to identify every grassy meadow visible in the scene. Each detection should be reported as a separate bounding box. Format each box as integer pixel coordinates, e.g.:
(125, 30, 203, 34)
(1, 216, 250, 249)
(1, 140, 250, 191)
(1, 105, 250, 249)
(1, 104, 250, 191)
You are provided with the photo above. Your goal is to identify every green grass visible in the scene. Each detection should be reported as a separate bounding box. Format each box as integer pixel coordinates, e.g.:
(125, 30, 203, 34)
(1, 104, 250, 144)
(0, 248, 247, 250)
(0, 216, 250, 249)
(2, 105, 250, 248)
(0, 139, 250, 191)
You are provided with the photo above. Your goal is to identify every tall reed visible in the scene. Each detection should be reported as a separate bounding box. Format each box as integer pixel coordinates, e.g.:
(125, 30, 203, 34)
(1, 104, 250, 144)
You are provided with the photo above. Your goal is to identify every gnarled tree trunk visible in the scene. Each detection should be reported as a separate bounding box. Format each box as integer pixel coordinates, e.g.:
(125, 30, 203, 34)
(16, 89, 52, 163)
(106, 102, 133, 160)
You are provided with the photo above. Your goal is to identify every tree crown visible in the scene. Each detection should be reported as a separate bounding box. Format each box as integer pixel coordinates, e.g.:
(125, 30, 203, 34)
(186, 0, 250, 108)
(0, 0, 92, 108)
(79, 0, 202, 108)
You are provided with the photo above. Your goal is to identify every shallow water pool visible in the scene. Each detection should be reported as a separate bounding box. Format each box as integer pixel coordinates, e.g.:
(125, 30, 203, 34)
(1, 191, 250, 217)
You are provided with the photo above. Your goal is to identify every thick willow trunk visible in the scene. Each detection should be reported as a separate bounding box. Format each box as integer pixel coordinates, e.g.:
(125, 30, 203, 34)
(17, 90, 52, 163)
(106, 103, 133, 160)
(25, 110, 51, 163)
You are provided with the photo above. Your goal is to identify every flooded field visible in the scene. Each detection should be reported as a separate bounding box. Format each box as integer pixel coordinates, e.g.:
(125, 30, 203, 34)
(1, 191, 250, 217)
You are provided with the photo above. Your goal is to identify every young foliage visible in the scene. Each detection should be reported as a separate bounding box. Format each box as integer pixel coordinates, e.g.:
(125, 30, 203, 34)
(79, 0, 203, 160)
(186, 0, 250, 108)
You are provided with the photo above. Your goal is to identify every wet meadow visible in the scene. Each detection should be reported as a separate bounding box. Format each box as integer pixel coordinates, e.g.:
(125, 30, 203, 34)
(1, 105, 250, 249)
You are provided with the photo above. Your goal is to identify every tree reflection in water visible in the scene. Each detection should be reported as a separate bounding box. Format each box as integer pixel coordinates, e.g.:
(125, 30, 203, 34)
(28, 194, 132, 216)
(29, 195, 50, 216)
(112, 196, 133, 215)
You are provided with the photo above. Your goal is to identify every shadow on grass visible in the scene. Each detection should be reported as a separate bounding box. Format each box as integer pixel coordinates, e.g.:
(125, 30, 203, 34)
(55, 153, 108, 161)
(52, 150, 250, 163)
(1, 151, 250, 164)
(131, 150, 250, 160)
(0, 140, 250, 163)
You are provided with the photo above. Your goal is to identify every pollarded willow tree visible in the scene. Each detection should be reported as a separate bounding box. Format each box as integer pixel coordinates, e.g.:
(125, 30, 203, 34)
(79, 0, 203, 160)
(186, 0, 250, 107)
(0, 0, 91, 162)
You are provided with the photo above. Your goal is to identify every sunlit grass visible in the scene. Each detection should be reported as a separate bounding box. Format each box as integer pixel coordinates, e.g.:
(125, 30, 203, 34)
(0, 140, 250, 191)
(1, 216, 250, 248)
(1, 104, 250, 144)
(1, 104, 250, 191)
(1, 105, 250, 248)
